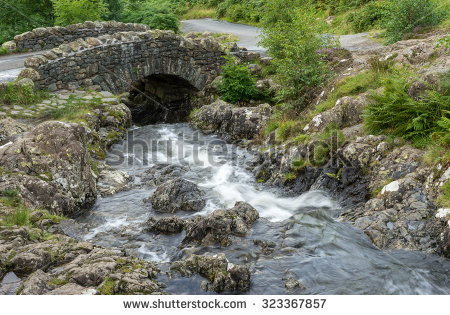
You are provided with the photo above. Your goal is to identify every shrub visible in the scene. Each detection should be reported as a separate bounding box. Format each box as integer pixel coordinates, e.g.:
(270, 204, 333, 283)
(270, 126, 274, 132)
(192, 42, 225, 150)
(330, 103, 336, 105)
(259, 1, 337, 104)
(364, 75, 450, 147)
(122, 0, 179, 32)
(51, 0, 109, 26)
(349, 1, 391, 32)
(384, 0, 447, 44)
(217, 56, 264, 103)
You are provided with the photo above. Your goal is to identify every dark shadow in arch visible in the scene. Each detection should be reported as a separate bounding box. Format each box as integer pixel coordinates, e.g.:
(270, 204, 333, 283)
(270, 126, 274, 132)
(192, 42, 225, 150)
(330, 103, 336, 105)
(127, 74, 199, 124)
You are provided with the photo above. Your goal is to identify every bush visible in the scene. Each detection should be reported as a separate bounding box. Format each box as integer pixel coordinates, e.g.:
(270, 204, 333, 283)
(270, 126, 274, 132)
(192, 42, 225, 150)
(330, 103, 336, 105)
(384, 0, 447, 44)
(364, 75, 450, 147)
(51, 0, 109, 26)
(122, 0, 179, 32)
(349, 1, 391, 32)
(217, 57, 264, 103)
(259, 1, 337, 104)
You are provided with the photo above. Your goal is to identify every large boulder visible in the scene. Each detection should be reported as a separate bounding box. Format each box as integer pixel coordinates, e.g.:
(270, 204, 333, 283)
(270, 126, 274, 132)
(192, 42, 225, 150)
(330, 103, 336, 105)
(190, 100, 272, 141)
(0, 121, 96, 216)
(149, 178, 205, 213)
(182, 201, 259, 247)
(303, 92, 376, 134)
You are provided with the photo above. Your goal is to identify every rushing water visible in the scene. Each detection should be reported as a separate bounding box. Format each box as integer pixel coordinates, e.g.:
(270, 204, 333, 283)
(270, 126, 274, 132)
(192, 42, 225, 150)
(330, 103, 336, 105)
(75, 123, 450, 295)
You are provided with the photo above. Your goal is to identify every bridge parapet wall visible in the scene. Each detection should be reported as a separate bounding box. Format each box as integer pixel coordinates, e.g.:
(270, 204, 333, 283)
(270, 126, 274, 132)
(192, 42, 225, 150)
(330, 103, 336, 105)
(2, 21, 150, 52)
(19, 30, 226, 93)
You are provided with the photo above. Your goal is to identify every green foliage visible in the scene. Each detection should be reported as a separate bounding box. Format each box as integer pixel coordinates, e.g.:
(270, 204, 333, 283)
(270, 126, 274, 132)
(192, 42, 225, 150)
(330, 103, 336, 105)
(51, 0, 109, 26)
(216, 0, 265, 24)
(0, 83, 49, 106)
(43, 94, 103, 120)
(103, 0, 124, 20)
(346, 1, 392, 32)
(364, 74, 450, 148)
(384, 0, 447, 44)
(0, 0, 54, 44)
(99, 277, 116, 295)
(0, 189, 30, 227)
(437, 181, 450, 207)
(313, 70, 383, 115)
(122, 0, 179, 32)
(259, 1, 338, 104)
(217, 56, 264, 103)
(292, 157, 310, 170)
(313, 144, 329, 166)
(275, 120, 304, 142)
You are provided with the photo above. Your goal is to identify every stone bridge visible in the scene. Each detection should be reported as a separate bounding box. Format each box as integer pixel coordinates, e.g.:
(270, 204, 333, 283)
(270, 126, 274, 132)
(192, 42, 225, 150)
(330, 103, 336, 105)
(19, 30, 226, 122)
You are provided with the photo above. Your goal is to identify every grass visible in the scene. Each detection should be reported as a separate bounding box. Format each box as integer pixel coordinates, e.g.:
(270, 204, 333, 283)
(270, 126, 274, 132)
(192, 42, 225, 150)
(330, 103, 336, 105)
(0, 83, 49, 106)
(181, 7, 217, 20)
(0, 189, 65, 228)
(43, 94, 103, 121)
(1, 190, 30, 227)
(312, 70, 383, 115)
(275, 120, 304, 142)
(292, 157, 311, 171)
(99, 277, 116, 295)
(283, 172, 297, 181)
(0, 47, 11, 55)
(437, 181, 450, 208)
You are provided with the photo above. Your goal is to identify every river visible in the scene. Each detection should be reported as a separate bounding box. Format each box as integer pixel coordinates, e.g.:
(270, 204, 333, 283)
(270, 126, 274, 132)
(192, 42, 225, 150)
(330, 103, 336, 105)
(73, 123, 450, 294)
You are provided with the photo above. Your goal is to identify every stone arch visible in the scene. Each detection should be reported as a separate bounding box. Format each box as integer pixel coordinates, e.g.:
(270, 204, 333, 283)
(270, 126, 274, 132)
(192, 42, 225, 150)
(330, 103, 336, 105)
(20, 30, 226, 122)
(21, 30, 225, 94)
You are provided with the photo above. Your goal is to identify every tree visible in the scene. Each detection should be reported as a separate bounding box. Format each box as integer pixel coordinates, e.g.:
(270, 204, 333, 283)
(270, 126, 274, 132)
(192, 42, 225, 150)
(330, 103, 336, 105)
(103, 0, 124, 21)
(0, 0, 54, 44)
(384, 0, 447, 44)
(259, 1, 337, 104)
(51, 0, 110, 26)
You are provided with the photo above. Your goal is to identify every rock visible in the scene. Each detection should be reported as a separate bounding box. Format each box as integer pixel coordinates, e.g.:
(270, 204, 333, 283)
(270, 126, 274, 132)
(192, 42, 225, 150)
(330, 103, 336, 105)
(17, 68, 40, 81)
(0, 121, 96, 217)
(0, 117, 29, 142)
(20, 270, 51, 295)
(46, 283, 97, 295)
(303, 92, 376, 133)
(1, 41, 16, 52)
(138, 164, 189, 187)
(13, 78, 34, 90)
(284, 276, 306, 291)
(260, 57, 272, 66)
(97, 166, 130, 197)
(326, 16, 336, 25)
(248, 64, 262, 75)
(190, 100, 272, 141)
(10, 249, 52, 275)
(147, 216, 185, 234)
(149, 178, 206, 213)
(182, 202, 259, 247)
(171, 253, 250, 292)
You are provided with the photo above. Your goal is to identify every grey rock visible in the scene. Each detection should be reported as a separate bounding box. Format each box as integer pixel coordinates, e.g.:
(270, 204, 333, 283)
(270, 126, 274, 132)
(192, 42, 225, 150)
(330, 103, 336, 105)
(149, 178, 206, 213)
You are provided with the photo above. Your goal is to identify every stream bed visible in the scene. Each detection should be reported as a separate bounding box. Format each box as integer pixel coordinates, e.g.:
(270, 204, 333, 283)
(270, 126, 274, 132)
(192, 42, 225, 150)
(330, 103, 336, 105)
(74, 123, 449, 294)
